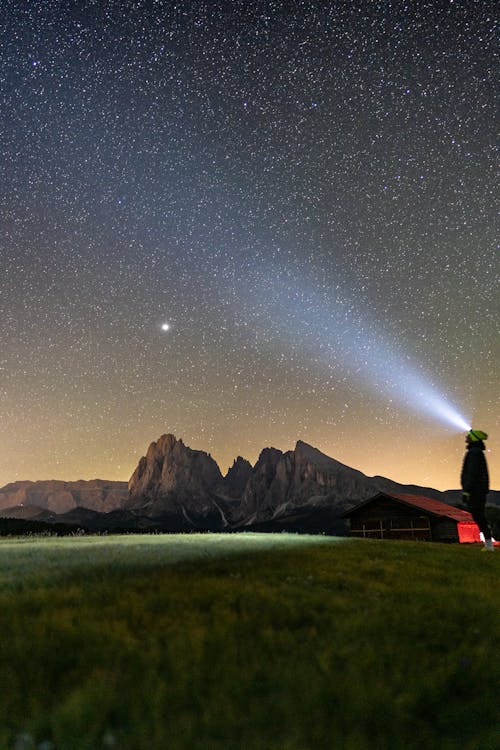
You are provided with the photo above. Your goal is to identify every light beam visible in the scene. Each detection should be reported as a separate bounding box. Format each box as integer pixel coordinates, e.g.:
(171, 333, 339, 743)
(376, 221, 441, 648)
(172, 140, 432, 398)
(237, 264, 471, 433)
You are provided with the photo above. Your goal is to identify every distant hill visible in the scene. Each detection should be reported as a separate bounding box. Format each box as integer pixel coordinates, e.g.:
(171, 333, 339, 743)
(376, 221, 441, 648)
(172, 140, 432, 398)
(0, 479, 128, 513)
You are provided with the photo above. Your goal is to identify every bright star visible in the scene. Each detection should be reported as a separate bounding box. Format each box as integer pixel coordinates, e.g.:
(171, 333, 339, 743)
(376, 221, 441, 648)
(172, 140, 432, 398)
(161, 323, 170, 332)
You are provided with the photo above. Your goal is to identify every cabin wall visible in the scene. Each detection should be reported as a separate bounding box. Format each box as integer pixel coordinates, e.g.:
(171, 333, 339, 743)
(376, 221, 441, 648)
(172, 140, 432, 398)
(431, 518, 459, 543)
(347, 499, 460, 541)
(349, 509, 432, 540)
(350, 499, 418, 521)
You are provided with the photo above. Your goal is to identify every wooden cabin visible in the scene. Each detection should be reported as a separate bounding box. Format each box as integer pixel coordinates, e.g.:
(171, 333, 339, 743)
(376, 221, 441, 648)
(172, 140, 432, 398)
(342, 492, 481, 543)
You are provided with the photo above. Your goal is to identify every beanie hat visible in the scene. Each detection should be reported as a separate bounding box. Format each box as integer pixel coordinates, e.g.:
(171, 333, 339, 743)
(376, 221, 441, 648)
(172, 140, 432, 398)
(468, 429, 488, 442)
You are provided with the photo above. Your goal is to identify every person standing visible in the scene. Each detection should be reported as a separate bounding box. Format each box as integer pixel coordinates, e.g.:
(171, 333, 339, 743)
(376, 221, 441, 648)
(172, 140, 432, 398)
(461, 429, 494, 551)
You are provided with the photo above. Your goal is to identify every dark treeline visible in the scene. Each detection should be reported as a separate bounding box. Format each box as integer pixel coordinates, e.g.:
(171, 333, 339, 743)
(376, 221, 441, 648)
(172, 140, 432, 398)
(0, 518, 86, 537)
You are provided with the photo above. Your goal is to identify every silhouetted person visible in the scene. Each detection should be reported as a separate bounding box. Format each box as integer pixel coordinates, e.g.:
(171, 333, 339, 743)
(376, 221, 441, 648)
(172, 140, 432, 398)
(461, 430, 494, 551)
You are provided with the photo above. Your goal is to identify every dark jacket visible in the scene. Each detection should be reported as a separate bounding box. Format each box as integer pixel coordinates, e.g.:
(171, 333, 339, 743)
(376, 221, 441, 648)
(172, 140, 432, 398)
(460, 442, 489, 495)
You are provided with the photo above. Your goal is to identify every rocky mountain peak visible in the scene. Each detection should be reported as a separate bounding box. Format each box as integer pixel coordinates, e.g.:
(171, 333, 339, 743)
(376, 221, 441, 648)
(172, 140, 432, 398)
(254, 447, 284, 470)
(144, 433, 181, 462)
(222, 457, 253, 498)
(294, 440, 346, 469)
(127, 434, 223, 517)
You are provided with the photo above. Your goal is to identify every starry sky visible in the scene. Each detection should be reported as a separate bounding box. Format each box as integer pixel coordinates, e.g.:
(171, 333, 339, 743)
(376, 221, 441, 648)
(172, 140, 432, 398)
(1, 0, 498, 491)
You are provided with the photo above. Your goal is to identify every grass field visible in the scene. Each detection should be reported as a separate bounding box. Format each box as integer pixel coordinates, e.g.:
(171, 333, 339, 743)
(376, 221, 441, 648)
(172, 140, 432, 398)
(0, 533, 498, 750)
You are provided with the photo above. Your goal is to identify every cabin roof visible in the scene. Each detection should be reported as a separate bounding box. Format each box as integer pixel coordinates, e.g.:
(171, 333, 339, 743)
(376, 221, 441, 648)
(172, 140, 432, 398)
(342, 492, 474, 523)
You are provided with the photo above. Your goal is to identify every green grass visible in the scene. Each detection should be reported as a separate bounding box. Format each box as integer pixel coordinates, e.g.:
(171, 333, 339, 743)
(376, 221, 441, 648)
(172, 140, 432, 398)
(0, 534, 498, 750)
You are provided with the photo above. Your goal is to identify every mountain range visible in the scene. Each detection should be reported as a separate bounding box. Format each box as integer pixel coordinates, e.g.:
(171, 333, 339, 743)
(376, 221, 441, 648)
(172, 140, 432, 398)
(1, 433, 497, 533)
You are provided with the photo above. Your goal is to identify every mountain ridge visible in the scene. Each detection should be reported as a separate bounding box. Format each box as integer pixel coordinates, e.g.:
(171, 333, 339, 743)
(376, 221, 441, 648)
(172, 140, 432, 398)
(0, 479, 129, 513)
(1, 434, 498, 532)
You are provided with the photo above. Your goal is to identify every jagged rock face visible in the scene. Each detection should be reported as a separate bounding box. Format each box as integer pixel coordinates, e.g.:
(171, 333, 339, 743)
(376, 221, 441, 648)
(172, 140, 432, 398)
(237, 447, 286, 521)
(0, 480, 129, 513)
(290, 440, 377, 503)
(127, 434, 223, 517)
(235, 440, 382, 523)
(220, 457, 253, 498)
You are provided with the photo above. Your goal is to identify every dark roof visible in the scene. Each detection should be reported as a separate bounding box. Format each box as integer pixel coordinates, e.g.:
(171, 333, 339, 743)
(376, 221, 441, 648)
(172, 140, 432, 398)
(342, 492, 475, 523)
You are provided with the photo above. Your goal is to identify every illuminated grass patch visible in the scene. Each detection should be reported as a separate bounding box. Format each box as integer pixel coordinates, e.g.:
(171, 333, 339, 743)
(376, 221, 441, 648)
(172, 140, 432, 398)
(0, 534, 497, 750)
(0, 532, 343, 587)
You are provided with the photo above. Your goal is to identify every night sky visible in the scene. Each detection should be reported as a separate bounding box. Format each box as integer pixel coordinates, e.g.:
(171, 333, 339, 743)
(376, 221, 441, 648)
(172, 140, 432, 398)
(1, 0, 498, 491)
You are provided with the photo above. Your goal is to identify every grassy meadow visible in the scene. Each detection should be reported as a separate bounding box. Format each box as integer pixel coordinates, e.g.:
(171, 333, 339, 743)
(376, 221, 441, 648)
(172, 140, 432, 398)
(0, 533, 498, 750)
